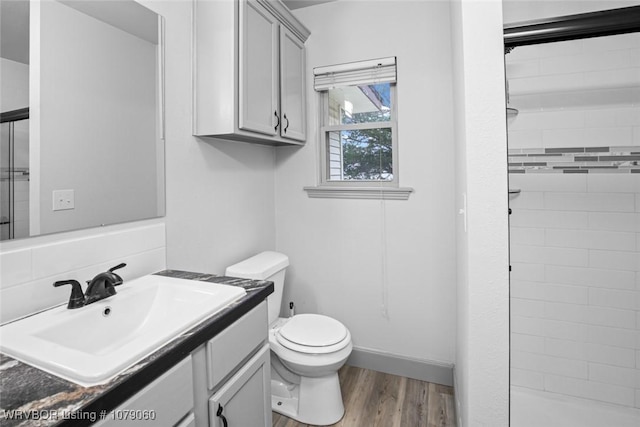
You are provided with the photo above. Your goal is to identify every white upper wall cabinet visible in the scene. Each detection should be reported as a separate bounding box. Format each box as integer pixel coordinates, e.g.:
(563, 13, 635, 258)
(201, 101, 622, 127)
(193, 0, 310, 146)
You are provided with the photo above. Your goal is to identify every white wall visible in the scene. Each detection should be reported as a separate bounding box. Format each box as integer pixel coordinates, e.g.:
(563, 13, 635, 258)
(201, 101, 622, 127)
(275, 0, 457, 369)
(450, 0, 510, 426)
(450, 1, 469, 423)
(143, 0, 277, 275)
(36, 0, 159, 235)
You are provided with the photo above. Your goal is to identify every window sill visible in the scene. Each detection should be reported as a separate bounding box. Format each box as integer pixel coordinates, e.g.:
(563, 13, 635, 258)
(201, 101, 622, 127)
(303, 186, 413, 200)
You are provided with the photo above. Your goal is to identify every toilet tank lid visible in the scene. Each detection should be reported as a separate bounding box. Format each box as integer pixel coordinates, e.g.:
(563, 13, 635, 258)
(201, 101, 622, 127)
(225, 251, 290, 280)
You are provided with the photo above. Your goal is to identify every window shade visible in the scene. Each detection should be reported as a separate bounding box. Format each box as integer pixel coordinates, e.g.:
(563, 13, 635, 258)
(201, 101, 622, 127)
(313, 57, 397, 91)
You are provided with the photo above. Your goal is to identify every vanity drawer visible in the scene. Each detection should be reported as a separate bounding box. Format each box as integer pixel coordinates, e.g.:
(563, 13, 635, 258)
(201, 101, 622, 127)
(206, 301, 267, 390)
(96, 356, 193, 426)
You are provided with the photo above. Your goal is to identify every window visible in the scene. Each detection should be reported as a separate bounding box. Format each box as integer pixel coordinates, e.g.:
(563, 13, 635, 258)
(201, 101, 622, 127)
(325, 83, 395, 182)
(306, 57, 412, 200)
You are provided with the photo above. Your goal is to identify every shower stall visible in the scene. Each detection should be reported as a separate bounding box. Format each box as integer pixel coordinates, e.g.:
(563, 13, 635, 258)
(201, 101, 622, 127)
(506, 6, 640, 427)
(0, 108, 29, 240)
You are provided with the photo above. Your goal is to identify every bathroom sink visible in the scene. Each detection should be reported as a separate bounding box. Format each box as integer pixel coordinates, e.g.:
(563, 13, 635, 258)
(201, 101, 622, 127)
(0, 275, 246, 386)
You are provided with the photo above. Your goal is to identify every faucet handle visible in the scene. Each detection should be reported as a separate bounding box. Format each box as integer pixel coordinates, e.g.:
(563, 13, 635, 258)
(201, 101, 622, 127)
(108, 263, 126, 273)
(108, 263, 126, 285)
(53, 279, 85, 309)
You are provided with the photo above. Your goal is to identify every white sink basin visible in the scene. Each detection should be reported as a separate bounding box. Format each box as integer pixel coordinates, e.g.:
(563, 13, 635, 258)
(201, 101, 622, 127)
(0, 275, 246, 386)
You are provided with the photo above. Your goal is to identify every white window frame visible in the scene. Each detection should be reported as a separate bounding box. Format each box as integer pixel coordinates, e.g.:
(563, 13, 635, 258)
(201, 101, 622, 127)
(304, 57, 412, 200)
(319, 84, 398, 187)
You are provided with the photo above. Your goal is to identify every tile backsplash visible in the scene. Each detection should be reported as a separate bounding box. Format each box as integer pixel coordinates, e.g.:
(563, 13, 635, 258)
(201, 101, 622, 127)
(0, 221, 166, 324)
(509, 146, 640, 174)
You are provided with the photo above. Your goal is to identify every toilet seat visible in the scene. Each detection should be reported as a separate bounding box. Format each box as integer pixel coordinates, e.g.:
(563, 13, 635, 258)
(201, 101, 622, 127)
(275, 314, 350, 354)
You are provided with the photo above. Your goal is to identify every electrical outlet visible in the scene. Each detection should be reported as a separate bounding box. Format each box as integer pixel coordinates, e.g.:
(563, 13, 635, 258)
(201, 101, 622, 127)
(52, 189, 75, 211)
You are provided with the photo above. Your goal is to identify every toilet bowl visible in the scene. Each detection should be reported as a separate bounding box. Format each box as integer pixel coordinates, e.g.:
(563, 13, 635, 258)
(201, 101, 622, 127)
(269, 315, 353, 424)
(226, 252, 353, 426)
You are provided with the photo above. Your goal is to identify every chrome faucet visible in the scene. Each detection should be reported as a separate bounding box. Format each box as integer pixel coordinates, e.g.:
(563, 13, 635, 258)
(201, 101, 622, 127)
(53, 263, 126, 309)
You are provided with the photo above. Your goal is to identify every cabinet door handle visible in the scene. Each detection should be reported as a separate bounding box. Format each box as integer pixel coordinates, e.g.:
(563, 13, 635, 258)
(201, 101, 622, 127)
(216, 403, 228, 427)
(284, 114, 289, 133)
(274, 110, 280, 132)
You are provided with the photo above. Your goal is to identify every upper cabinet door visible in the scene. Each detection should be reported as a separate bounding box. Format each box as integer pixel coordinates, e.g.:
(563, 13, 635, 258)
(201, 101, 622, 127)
(239, 0, 279, 136)
(279, 26, 306, 142)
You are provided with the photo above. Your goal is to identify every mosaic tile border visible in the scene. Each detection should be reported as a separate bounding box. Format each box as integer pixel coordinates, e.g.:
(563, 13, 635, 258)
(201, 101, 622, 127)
(508, 146, 640, 174)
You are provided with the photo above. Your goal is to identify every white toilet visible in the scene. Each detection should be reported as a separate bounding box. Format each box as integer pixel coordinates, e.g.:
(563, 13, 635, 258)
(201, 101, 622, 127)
(226, 251, 353, 426)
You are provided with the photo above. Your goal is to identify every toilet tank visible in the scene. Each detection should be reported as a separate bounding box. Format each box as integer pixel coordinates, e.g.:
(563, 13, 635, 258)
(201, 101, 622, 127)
(225, 251, 289, 325)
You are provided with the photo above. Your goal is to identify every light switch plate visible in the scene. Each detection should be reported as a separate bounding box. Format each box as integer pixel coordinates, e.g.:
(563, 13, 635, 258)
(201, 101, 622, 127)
(52, 189, 75, 211)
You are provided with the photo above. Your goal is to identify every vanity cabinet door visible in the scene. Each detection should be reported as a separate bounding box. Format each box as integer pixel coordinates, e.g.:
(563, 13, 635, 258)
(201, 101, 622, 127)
(209, 344, 271, 427)
(239, 0, 279, 137)
(279, 26, 306, 142)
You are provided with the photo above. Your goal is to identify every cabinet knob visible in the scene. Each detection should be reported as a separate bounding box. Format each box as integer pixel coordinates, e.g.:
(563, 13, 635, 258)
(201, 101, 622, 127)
(284, 114, 289, 133)
(274, 111, 280, 132)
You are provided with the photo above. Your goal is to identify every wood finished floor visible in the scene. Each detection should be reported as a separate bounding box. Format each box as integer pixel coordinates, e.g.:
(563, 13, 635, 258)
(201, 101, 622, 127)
(272, 365, 456, 427)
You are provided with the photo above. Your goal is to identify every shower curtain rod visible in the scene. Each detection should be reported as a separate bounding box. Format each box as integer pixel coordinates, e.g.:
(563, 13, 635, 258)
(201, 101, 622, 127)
(504, 5, 640, 49)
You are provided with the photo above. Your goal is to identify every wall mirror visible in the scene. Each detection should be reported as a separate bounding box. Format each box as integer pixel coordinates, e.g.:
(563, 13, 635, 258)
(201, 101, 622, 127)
(0, 0, 165, 242)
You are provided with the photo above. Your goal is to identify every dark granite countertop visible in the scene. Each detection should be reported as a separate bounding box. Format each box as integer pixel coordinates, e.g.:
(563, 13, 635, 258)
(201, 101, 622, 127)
(0, 270, 274, 427)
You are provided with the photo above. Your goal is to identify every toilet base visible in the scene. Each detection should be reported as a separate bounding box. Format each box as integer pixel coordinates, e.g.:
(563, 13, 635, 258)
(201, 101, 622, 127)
(271, 373, 345, 425)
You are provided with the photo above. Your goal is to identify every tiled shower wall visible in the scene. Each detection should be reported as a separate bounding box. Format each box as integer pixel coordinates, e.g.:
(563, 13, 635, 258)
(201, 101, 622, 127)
(507, 31, 640, 161)
(507, 33, 640, 408)
(509, 174, 640, 407)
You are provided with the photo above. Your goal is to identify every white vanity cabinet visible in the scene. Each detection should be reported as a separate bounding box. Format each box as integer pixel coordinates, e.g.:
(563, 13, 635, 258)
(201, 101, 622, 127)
(96, 301, 271, 427)
(193, 0, 310, 145)
(193, 301, 271, 427)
